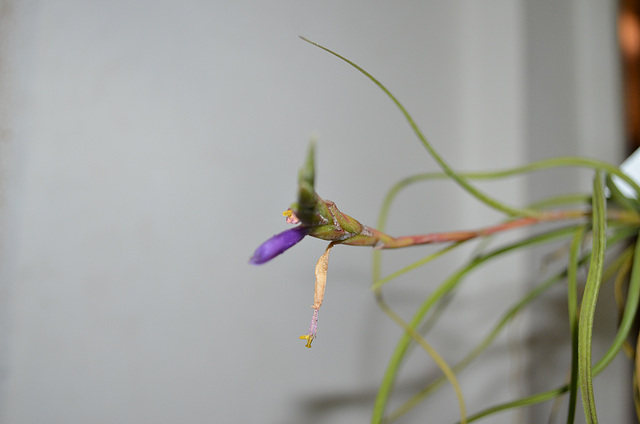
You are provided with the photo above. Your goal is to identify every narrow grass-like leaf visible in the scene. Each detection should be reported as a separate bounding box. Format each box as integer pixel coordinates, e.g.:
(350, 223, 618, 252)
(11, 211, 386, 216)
(372, 156, 640, 230)
(463, 388, 567, 423)
(300, 36, 540, 218)
(387, 228, 635, 422)
(612, 250, 635, 359)
(371, 225, 581, 423)
(590, 231, 639, 374)
(593, 234, 640, 372)
(411, 228, 638, 423)
(301, 37, 640, 214)
(369, 159, 639, 422)
(372, 242, 464, 290)
(371, 161, 640, 285)
(388, 254, 576, 421)
(566, 226, 586, 424)
(578, 172, 606, 424)
(374, 293, 467, 424)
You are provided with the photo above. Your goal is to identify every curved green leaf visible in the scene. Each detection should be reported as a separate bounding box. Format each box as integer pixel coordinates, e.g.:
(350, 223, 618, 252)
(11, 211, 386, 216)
(578, 172, 606, 424)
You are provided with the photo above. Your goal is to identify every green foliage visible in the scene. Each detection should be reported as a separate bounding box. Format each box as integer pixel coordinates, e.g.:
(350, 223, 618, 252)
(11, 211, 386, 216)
(301, 38, 640, 423)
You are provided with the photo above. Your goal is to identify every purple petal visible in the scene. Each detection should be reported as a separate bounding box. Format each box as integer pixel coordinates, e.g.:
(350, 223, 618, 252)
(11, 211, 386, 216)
(249, 226, 307, 265)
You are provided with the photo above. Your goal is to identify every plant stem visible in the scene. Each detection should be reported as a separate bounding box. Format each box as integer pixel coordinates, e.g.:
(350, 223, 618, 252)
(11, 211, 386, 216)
(371, 210, 589, 249)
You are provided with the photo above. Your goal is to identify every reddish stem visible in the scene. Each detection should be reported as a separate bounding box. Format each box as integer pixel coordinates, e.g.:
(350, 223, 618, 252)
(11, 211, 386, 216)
(376, 210, 588, 249)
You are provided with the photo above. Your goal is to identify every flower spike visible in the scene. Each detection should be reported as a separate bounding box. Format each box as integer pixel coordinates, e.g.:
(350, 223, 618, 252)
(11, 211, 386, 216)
(250, 141, 585, 347)
(249, 141, 386, 266)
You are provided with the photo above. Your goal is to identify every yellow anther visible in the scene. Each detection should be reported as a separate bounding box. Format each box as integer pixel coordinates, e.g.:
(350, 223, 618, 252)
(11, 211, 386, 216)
(283, 209, 300, 224)
(299, 335, 314, 348)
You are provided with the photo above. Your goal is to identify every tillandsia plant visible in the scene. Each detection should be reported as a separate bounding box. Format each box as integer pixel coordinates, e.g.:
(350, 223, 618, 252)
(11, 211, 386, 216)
(250, 37, 640, 424)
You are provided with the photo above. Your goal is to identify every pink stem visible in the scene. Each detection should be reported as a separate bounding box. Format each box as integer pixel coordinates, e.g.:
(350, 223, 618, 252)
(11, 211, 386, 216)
(376, 210, 588, 249)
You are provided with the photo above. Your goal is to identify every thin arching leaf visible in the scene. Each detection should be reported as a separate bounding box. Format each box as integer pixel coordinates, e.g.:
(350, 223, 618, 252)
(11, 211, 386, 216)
(578, 172, 607, 424)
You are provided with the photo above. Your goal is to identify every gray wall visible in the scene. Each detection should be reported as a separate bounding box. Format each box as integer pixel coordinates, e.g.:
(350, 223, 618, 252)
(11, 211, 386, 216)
(0, 1, 626, 423)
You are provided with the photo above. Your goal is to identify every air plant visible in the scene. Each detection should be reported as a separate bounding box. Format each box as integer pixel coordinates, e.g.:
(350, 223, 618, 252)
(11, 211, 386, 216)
(250, 38, 640, 424)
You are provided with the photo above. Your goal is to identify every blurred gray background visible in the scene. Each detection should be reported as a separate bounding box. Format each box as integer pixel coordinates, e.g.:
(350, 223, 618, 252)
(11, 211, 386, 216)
(0, 1, 629, 423)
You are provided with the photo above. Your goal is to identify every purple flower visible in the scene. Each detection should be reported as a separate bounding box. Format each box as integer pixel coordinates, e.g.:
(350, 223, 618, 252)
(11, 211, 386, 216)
(249, 226, 308, 265)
